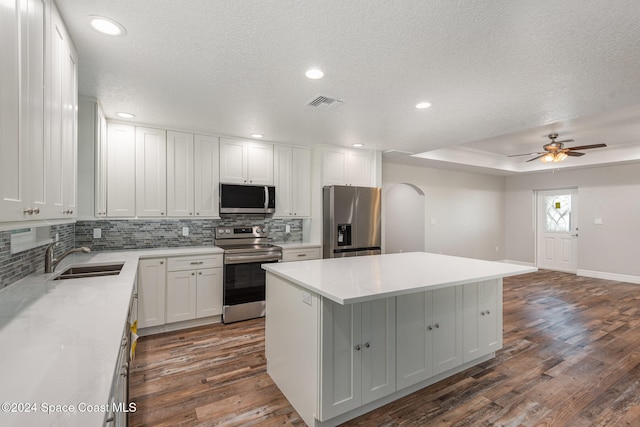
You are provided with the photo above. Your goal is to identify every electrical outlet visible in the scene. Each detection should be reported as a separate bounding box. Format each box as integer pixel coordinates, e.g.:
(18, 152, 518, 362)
(55, 233, 59, 242)
(285, 224, 291, 233)
(495, 246, 499, 252)
(182, 227, 189, 237)
(93, 228, 102, 239)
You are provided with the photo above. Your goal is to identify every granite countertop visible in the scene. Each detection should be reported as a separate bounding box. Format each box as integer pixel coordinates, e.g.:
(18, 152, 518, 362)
(263, 252, 537, 305)
(0, 246, 222, 427)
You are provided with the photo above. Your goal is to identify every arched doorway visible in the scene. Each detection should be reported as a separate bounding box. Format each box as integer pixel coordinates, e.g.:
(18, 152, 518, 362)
(385, 183, 425, 253)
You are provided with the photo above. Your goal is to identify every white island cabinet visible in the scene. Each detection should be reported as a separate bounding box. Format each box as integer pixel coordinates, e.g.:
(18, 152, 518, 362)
(263, 252, 536, 427)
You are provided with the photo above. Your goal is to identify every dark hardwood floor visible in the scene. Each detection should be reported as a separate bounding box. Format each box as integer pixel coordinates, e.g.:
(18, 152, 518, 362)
(129, 270, 640, 426)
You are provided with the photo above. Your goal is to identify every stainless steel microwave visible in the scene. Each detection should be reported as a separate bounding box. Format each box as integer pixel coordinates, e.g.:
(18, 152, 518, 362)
(220, 184, 276, 214)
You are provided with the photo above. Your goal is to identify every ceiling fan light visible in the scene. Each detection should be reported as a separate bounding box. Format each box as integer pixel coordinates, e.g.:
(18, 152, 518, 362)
(554, 152, 568, 162)
(541, 153, 554, 163)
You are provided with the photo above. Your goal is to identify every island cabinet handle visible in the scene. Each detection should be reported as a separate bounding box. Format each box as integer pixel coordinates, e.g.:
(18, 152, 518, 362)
(364, 342, 370, 348)
(434, 324, 440, 329)
(486, 310, 490, 315)
(427, 325, 433, 331)
(480, 311, 485, 316)
(355, 344, 361, 351)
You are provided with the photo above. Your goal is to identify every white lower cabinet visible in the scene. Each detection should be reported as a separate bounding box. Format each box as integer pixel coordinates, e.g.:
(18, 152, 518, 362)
(319, 297, 396, 420)
(462, 279, 502, 362)
(138, 254, 223, 329)
(396, 286, 463, 389)
(166, 255, 223, 323)
(137, 259, 166, 328)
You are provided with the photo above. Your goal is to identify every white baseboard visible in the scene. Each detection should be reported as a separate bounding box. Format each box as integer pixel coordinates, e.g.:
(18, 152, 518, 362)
(500, 259, 536, 267)
(577, 269, 640, 285)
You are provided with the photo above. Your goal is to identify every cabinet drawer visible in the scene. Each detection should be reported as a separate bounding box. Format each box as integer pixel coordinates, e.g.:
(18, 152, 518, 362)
(167, 254, 223, 271)
(282, 247, 321, 262)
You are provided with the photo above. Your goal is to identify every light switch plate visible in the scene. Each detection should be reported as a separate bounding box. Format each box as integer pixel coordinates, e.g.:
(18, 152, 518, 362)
(594, 218, 603, 225)
(302, 291, 312, 306)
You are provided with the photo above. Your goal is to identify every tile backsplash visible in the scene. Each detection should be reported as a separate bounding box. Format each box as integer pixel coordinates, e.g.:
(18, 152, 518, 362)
(0, 223, 75, 290)
(0, 216, 303, 289)
(75, 216, 303, 251)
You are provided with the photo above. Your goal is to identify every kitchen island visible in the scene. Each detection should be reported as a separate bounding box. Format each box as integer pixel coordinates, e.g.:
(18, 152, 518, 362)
(263, 252, 537, 427)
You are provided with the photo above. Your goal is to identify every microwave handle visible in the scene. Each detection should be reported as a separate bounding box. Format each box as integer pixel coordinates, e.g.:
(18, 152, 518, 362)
(264, 186, 268, 209)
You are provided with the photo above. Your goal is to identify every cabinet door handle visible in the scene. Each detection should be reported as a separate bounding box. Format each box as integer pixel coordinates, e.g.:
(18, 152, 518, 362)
(486, 310, 490, 315)
(364, 342, 370, 348)
(427, 325, 433, 331)
(355, 344, 361, 351)
(191, 272, 195, 276)
(198, 272, 202, 275)
(160, 261, 164, 265)
(434, 323, 440, 328)
(23, 208, 34, 215)
(297, 254, 307, 257)
(33, 207, 40, 214)
(190, 261, 204, 265)
(480, 311, 485, 316)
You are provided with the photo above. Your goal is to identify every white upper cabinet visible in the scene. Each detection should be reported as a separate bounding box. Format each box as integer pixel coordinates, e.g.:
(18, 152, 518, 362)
(274, 146, 311, 217)
(106, 123, 136, 217)
(194, 134, 219, 217)
(167, 131, 194, 217)
(25, 0, 48, 218)
(1, 0, 78, 223)
(167, 132, 220, 217)
(322, 147, 373, 187)
(135, 127, 167, 217)
(219, 138, 273, 185)
(94, 104, 107, 217)
(1, 0, 27, 221)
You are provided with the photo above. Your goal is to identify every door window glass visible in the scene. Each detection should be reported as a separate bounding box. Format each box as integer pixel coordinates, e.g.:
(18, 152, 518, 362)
(544, 195, 572, 232)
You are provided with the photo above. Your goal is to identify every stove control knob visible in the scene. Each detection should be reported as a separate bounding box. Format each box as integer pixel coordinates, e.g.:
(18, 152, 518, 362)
(261, 227, 267, 233)
(225, 229, 231, 234)
(217, 229, 224, 234)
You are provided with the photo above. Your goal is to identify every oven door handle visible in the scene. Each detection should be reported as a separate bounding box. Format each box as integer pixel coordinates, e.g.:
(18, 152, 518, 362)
(225, 253, 282, 265)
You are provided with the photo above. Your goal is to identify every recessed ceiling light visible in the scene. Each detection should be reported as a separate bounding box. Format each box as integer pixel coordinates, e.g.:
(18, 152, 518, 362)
(250, 133, 263, 138)
(352, 143, 364, 148)
(305, 69, 324, 80)
(116, 112, 135, 119)
(90, 16, 126, 36)
(416, 102, 432, 109)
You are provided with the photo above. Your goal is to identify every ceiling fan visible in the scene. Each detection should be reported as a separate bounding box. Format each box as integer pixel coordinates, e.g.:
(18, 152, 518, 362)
(509, 133, 607, 163)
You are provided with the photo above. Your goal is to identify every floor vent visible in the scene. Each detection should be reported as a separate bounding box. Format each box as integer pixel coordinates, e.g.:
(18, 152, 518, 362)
(306, 94, 344, 109)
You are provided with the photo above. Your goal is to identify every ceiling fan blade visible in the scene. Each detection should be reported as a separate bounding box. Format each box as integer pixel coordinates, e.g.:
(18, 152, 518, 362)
(554, 139, 574, 144)
(565, 143, 607, 151)
(566, 151, 585, 157)
(507, 152, 545, 157)
(526, 154, 547, 162)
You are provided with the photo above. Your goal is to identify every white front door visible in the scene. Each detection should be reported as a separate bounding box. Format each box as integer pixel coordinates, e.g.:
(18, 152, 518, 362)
(536, 189, 579, 273)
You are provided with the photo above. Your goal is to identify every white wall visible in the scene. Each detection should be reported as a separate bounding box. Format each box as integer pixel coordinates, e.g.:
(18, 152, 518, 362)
(505, 162, 640, 278)
(382, 162, 506, 261)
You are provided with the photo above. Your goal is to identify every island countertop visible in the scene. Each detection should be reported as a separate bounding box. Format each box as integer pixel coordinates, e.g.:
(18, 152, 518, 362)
(263, 252, 537, 304)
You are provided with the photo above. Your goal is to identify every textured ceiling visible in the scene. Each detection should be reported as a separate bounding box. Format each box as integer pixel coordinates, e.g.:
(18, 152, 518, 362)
(56, 0, 640, 174)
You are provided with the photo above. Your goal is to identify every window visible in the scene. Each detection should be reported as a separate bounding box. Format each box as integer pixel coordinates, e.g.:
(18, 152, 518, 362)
(543, 195, 572, 233)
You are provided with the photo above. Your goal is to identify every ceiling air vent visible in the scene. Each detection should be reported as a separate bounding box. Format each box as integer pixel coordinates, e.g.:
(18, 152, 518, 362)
(306, 94, 344, 109)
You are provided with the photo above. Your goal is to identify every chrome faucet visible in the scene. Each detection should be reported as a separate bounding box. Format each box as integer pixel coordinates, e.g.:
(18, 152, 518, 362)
(44, 243, 91, 273)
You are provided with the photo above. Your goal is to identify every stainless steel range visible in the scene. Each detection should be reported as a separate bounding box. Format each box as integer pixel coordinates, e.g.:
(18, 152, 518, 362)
(215, 226, 282, 323)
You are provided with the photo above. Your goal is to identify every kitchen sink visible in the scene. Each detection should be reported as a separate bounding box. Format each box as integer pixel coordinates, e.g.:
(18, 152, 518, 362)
(53, 263, 125, 280)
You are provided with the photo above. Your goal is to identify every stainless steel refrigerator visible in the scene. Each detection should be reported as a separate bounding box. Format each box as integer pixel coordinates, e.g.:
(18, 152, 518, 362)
(323, 186, 382, 258)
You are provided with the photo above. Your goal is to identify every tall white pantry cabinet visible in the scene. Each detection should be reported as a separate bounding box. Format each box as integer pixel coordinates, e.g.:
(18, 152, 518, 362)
(1, 0, 78, 222)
